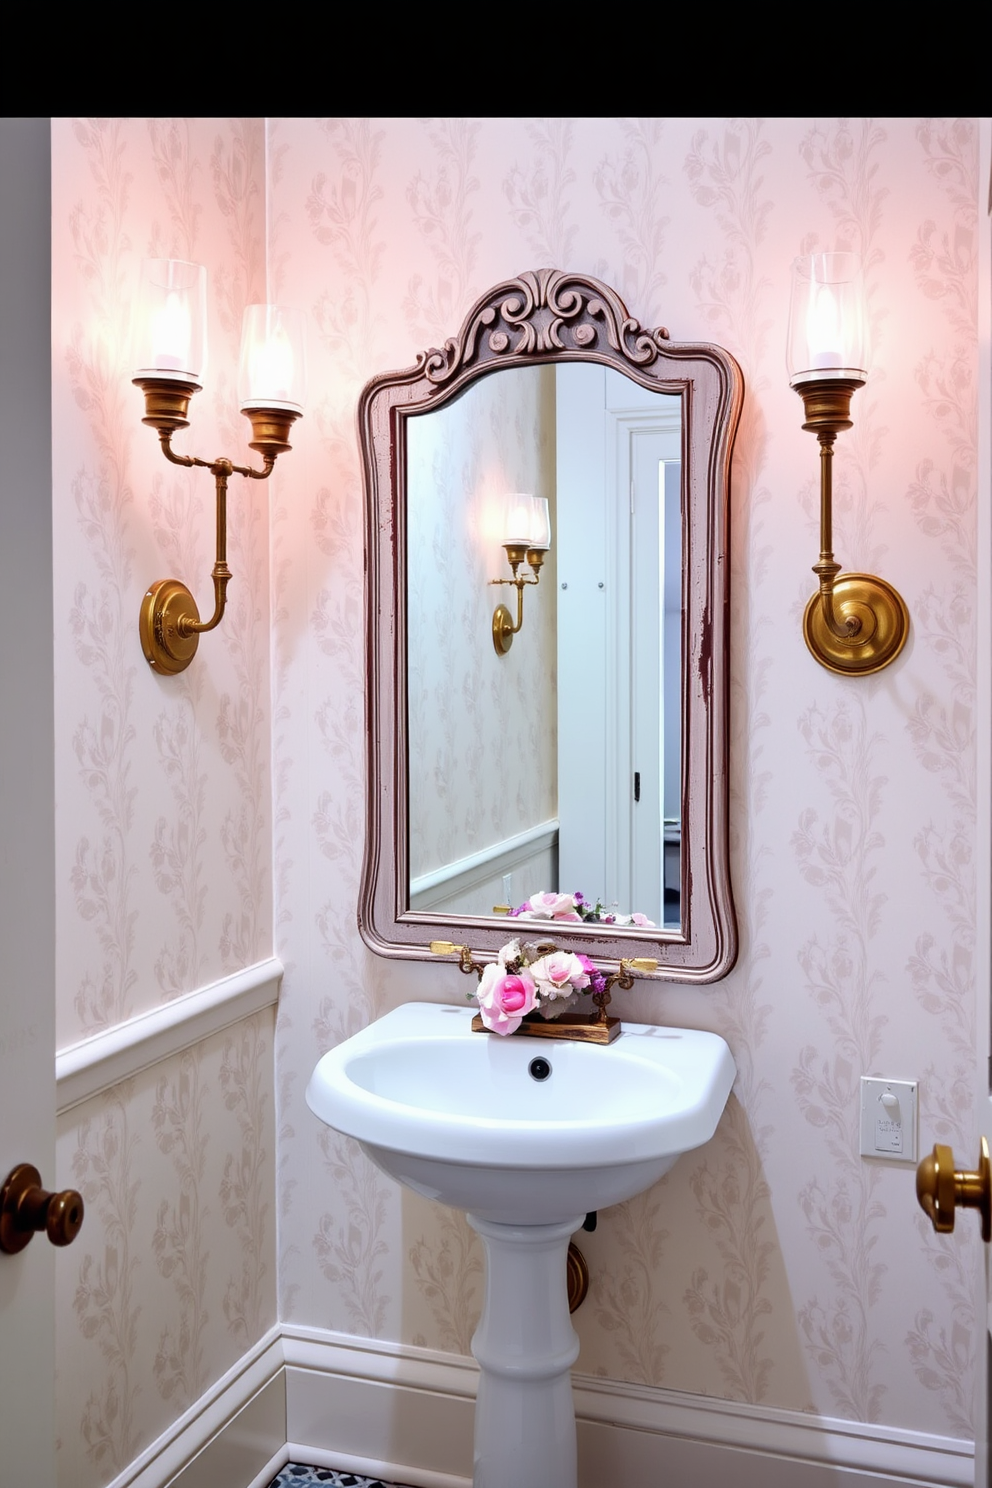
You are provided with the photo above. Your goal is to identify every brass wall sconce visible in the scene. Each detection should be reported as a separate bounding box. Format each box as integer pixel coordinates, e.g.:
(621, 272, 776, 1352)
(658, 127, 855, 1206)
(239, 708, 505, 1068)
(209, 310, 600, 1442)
(787, 251, 909, 675)
(133, 259, 306, 675)
(490, 494, 551, 656)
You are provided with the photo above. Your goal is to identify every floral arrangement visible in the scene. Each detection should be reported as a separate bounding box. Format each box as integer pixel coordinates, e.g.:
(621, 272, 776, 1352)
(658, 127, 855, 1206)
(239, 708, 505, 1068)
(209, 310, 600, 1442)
(474, 938, 608, 1035)
(510, 889, 655, 929)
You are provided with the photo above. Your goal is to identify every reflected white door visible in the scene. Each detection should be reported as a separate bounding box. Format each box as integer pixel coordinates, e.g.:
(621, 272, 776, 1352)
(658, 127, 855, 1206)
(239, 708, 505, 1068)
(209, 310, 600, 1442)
(0, 117, 56, 1480)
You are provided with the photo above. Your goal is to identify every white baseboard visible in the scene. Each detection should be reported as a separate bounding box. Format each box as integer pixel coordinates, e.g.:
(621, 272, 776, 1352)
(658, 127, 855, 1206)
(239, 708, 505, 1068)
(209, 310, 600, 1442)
(281, 1326, 974, 1488)
(103, 1327, 285, 1488)
(107, 1323, 975, 1488)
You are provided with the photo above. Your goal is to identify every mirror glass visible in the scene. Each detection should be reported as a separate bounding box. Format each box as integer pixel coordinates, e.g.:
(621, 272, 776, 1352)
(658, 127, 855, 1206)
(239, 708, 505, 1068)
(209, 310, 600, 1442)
(406, 364, 682, 930)
(358, 268, 741, 982)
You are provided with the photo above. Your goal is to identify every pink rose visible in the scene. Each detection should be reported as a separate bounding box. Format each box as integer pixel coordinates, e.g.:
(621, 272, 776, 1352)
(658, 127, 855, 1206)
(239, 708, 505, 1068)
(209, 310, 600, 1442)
(530, 950, 590, 1000)
(477, 964, 537, 1035)
(518, 891, 582, 922)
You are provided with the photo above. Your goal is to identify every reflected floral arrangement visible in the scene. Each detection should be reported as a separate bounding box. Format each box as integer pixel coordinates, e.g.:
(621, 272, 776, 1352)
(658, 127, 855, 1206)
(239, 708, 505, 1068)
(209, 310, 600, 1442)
(510, 889, 655, 929)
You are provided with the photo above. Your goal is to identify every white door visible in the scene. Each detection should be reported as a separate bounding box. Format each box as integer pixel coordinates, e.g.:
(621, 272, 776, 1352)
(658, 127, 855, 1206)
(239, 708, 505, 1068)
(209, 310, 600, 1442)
(0, 117, 57, 1482)
(979, 117, 992, 1488)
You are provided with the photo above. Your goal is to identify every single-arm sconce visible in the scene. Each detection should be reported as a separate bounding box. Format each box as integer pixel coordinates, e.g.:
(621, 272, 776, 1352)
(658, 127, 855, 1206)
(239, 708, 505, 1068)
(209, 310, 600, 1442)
(132, 259, 306, 675)
(490, 494, 551, 656)
(787, 251, 909, 675)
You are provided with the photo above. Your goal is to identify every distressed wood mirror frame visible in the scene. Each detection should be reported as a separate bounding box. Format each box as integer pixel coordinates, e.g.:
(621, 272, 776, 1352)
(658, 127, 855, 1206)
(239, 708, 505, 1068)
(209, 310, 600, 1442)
(358, 268, 743, 983)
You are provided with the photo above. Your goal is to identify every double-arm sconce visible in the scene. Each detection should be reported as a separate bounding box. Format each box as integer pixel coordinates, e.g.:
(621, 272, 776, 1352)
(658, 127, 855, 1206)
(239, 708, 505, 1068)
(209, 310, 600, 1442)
(490, 494, 551, 656)
(133, 259, 306, 675)
(788, 251, 909, 675)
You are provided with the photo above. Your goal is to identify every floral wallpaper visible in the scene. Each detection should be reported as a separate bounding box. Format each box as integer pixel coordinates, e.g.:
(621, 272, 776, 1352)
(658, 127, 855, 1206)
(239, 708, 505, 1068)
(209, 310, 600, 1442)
(272, 114, 979, 1435)
(47, 116, 979, 1487)
(51, 118, 277, 1488)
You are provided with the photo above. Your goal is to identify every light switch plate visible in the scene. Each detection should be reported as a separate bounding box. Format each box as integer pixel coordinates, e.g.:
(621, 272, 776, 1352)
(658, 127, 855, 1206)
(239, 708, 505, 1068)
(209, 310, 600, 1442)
(860, 1077, 918, 1163)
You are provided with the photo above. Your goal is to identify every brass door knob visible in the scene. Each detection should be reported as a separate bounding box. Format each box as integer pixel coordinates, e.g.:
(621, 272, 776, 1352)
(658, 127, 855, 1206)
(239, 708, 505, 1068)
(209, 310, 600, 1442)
(916, 1136, 990, 1242)
(0, 1163, 85, 1255)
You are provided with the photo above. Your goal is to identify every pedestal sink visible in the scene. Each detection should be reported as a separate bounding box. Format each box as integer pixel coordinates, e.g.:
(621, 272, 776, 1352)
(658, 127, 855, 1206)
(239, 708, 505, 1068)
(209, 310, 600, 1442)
(307, 1003, 735, 1488)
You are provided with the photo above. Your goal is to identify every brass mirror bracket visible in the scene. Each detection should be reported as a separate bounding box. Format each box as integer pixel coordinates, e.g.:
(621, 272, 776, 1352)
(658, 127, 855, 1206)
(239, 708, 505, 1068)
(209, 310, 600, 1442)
(134, 378, 299, 675)
(795, 377, 909, 676)
(916, 1136, 991, 1243)
(0, 1163, 85, 1254)
(491, 546, 546, 656)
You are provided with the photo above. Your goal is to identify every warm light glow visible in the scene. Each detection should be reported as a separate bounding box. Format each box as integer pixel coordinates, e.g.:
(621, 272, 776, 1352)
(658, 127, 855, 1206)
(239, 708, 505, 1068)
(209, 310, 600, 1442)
(787, 251, 867, 386)
(133, 259, 207, 383)
(805, 281, 844, 369)
(151, 290, 193, 374)
(501, 493, 551, 549)
(247, 325, 294, 403)
(503, 494, 534, 545)
(239, 305, 307, 412)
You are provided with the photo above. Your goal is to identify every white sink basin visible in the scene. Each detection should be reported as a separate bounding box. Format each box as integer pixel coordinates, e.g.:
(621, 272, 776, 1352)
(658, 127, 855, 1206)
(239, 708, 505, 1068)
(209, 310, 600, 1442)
(306, 1002, 736, 1224)
(307, 1001, 735, 1488)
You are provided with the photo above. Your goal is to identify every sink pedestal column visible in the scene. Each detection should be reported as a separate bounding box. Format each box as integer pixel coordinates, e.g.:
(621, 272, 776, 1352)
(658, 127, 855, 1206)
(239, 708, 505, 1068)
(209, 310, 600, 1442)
(468, 1214, 584, 1488)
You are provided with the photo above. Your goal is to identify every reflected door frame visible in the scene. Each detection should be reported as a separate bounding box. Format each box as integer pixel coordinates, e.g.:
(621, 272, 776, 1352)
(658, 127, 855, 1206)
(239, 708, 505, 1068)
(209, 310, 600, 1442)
(556, 366, 680, 921)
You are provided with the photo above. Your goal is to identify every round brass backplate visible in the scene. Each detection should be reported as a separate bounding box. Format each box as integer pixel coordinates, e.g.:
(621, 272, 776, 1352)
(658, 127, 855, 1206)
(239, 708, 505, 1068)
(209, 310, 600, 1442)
(492, 603, 514, 656)
(803, 573, 910, 676)
(567, 1240, 589, 1313)
(139, 579, 200, 674)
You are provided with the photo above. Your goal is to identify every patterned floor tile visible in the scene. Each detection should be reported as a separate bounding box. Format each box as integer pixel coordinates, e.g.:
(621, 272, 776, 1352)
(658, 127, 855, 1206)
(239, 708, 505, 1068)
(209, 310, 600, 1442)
(267, 1465, 412, 1488)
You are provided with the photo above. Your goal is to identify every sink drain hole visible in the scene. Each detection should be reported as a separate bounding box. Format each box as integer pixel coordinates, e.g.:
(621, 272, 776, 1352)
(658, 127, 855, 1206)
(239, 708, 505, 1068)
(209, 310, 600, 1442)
(528, 1056, 552, 1081)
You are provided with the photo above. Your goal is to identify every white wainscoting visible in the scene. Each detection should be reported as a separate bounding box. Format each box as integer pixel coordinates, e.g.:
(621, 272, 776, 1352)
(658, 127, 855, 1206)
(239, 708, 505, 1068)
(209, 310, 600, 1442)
(409, 819, 558, 917)
(111, 1325, 974, 1488)
(55, 957, 283, 1114)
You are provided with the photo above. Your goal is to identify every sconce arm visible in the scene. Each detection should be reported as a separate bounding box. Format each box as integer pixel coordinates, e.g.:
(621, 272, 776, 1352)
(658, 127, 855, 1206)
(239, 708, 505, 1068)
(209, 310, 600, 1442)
(490, 549, 546, 657)
(157, 428, 277, 482)
(793, 378, 909, 676)
(812, 432, 862, 642)
(139, 440, 280, 672)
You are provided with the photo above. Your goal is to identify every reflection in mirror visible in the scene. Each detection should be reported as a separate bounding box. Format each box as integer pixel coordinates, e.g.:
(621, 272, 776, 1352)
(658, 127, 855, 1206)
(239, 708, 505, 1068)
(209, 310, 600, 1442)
(358, 267, 742, 982)
(406, 365, 681, 929)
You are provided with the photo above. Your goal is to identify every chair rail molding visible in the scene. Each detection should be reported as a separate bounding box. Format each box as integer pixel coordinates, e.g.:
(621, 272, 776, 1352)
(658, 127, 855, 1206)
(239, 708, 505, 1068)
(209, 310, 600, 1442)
(55, 957, 283, 1114)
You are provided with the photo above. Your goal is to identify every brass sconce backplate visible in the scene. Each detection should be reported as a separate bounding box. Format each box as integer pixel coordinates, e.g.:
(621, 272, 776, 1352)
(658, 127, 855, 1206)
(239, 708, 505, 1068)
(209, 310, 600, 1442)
(802, 572, 910, 676)
(492, 603, 515, 655)
(140, 578, 202, 675)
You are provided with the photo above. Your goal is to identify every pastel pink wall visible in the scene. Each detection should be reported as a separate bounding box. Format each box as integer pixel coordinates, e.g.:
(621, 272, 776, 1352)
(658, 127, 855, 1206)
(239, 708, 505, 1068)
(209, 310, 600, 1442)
(271, 116, 979, 1433)
(48, 117, 979, 1485)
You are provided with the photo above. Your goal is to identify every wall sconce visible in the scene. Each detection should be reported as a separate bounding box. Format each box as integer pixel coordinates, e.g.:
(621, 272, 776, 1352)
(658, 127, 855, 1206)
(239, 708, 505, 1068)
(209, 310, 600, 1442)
(787, 251, 909, 675)
(132, 259, 306, 675)
(490, 494, 551, 655)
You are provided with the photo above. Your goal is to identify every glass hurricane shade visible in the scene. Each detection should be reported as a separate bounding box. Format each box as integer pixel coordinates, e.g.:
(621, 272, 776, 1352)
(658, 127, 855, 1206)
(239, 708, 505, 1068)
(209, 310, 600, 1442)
(133, 259, 207, 383)
(502, 494, 551, 550)
(787, 251, 868, 386)
(238, 304, 307, 413)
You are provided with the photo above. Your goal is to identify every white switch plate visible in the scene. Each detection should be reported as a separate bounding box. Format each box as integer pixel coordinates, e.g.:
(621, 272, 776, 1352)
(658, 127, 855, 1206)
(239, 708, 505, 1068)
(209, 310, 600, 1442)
(860, 1077, 918, 1163)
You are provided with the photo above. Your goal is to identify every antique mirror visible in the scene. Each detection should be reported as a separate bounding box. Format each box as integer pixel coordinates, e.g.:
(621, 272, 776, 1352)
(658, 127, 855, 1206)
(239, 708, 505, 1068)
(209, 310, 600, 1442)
(358, 269, 742, 982)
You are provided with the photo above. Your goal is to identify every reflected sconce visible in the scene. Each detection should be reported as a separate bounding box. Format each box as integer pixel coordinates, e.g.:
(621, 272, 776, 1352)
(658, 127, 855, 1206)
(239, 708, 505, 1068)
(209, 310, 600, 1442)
(787, 251, 909, 675)
(490, 494, 551, 656)
(133, 259, 306, 674)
